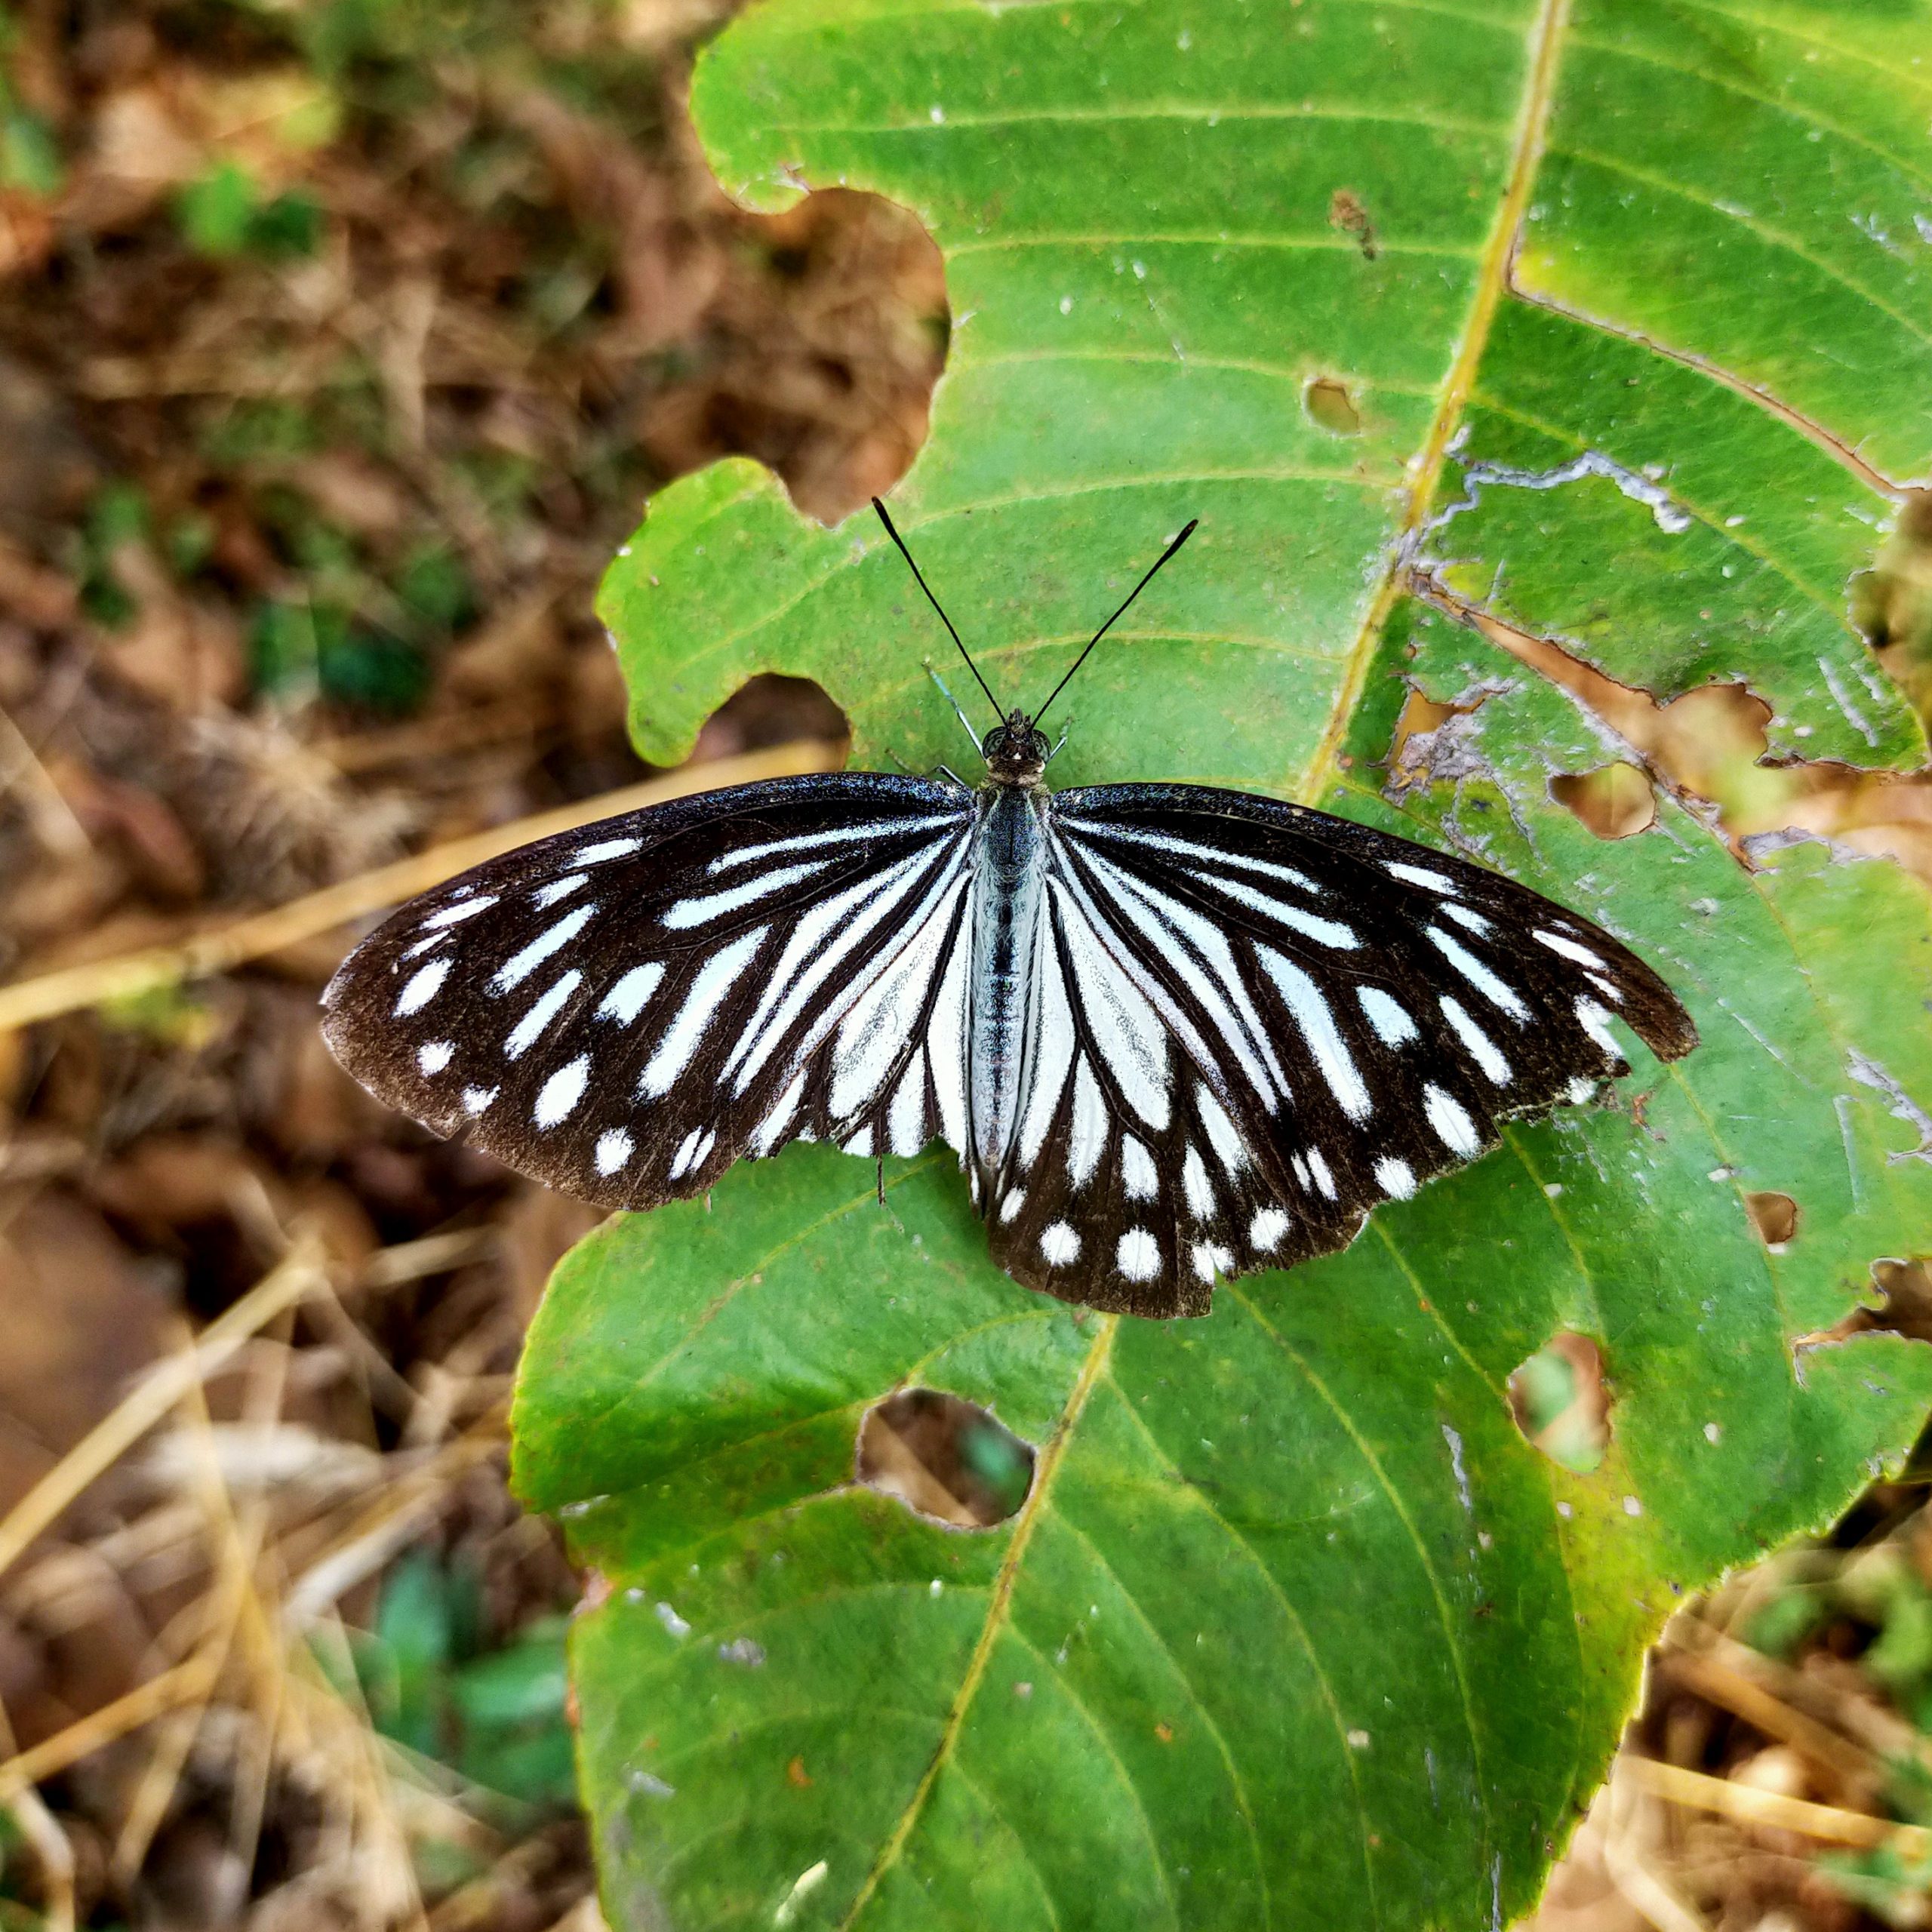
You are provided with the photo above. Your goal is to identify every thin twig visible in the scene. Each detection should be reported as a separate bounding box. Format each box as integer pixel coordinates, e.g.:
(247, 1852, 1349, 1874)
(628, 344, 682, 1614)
(0, 738, 845, 1032)
(1620, 1754, 1932, 1856)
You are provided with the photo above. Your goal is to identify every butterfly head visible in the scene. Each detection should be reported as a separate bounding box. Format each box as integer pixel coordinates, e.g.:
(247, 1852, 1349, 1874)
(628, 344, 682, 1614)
(983, 709, 1051, 786)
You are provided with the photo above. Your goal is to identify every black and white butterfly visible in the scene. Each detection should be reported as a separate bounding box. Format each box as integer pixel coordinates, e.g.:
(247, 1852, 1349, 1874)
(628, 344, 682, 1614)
(321, 505, 1696, 1320)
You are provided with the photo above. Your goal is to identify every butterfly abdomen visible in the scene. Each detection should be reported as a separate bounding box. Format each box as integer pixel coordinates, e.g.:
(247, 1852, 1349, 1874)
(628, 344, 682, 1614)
(966, 784, 1049, 1197)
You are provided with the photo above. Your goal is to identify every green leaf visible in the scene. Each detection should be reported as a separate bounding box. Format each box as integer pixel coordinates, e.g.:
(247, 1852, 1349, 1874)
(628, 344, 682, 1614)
(176, 159, 263, 258)
(518, 0, 1932, 1924)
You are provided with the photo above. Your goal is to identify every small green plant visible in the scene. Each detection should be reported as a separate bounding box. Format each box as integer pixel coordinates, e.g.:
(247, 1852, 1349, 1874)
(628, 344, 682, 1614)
(337, 1551, 575, 1813)
(175, 159, 323, 261)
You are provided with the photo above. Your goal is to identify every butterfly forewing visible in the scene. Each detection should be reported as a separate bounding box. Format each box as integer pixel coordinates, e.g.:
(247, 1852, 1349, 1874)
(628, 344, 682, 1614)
(974, 783, 1697, 1318)
(321, 775, 975, 1208)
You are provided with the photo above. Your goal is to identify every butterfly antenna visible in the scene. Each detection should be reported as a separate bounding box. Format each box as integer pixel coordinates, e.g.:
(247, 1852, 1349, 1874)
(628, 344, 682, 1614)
(872, 497, 1001, 721)
(1032, 518, 1198, 727)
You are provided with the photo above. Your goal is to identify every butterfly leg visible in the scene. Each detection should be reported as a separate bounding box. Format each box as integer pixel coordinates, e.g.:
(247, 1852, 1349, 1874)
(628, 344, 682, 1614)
(1044, 719, 1074, 764)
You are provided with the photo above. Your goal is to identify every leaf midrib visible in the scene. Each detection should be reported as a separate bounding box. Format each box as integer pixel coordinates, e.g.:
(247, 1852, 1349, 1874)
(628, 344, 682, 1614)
(1294, 0, 1574, 810)
(837, 1313, 1120, 1928)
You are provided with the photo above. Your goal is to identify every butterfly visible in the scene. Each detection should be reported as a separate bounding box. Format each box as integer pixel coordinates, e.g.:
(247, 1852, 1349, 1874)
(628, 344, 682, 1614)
(321, 502, 1697, 1320)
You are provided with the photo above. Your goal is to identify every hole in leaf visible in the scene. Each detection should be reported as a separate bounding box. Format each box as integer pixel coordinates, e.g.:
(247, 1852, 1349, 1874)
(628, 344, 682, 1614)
(1795, 1259, 1932, 1358)
(1385, 682, 1493, 795)
(692, 673, 848, 759)
(1854, 488, 1932, 718)
(634, 183, 949, 525)
(1549, 761, 1657, 839)
(1509, 1333, 1610, 1475)
(1303, 377, 1361, 437)
(1746, 1190, 1799, 1247)
(857, 1389, 1035, 1529)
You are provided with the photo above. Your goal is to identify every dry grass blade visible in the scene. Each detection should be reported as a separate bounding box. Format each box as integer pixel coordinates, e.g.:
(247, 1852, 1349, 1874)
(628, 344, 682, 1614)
(0, 1239, 329, 1579)
(1660, 1645, 1878, 1798)
(0, 738, 846, 1032)
(0, 1651, 223, 1804)
(1619, 1754, 1932, 1856)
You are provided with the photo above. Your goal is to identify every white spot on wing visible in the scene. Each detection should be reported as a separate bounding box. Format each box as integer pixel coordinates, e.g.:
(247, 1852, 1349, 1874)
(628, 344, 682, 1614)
(1374, 1156, 1417, 1199)
(1040, 1222, 1081, 1266)
(1423, 1083, 1481, 1155)
(1121, 1137, 1158, 1201)
(492, 905, 597, 993)
(1204, 874, 1361, 948)
(597, 964, 665, 1025)
(1306, 1149, 1337, 1199)
(507, 971, 583, 1060)
(1386, 861, 1458, 893)
(574, 836, 641, 865)
(640, 927, 766, 1097)
(1190, 1240, 1232, 1283)
(595, 1128, 634, 1175)
(1576, 996, 1621, 1061)
(1358, 986, 1418, 1046)
(843, 1123, 874, 1158)
(535, 1054, 590, 1128)
(1195, 1086, 1247, 1171)
(667, 1127, 708, 1179)
(462, 1084, 497, 1115)
(999, 1189, 1026, 1225)
(662, 859, 828, 931)
(710, 817, 928, 873)
(752, 1070, 806, 1152)
(1257, 947, 1371, 1121)
(1117, 1227, 1160, 1281)
(421, 895, 497, 930)
(533, 873, 588, 908)
(1250, 1207, 1289, 1251)
(1068, 820, 1323, 896)
(1182, 1146, 1214, 1218)
(1534, 928, 1605, 971)
(1067, 1057, 1106, 1189)
(1441, 995, 1510, 1084)
(396, 959, 451, 1016)
(1427, 927, 1529, 1022)
(888, 1055, 927, 1156)
(1443, 903, 1491, 936)
(417, 1041, 454, 1075)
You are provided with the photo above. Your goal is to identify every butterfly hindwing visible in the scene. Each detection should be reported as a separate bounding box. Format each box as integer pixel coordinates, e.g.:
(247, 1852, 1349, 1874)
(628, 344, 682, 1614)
(321, 774, 975, 1208)
(977, 783, 1697, 1318)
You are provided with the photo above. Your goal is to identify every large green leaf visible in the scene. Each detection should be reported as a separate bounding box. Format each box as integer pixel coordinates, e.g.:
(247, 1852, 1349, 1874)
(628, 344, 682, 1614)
(518, 0, 1932, 1924)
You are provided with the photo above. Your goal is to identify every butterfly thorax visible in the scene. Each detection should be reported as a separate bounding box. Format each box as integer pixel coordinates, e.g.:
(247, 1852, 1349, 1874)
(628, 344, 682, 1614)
(981, 709, 1051, 787)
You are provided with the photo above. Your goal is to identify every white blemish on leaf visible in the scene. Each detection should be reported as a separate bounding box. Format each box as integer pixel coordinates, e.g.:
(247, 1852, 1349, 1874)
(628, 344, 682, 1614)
(1848, 1054, 1932, 1163)
(1431, 450, 1693, 538)
(1441, 1423, 1472, 1514)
